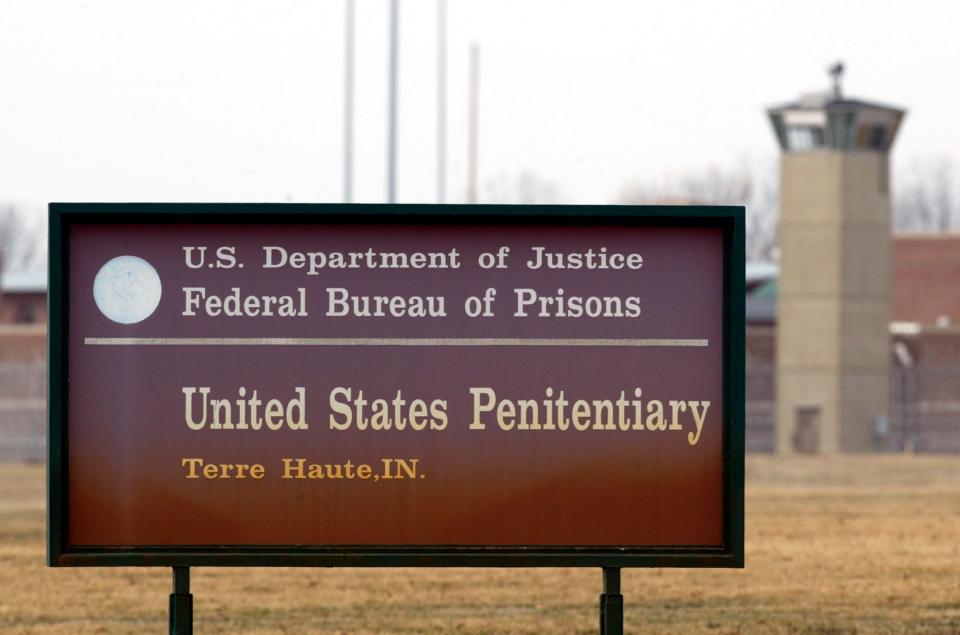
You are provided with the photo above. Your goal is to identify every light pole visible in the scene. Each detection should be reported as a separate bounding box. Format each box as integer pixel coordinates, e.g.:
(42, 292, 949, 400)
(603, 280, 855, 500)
(387, 0, 399, 203)
(466, 43, 479, 204)
(437, 0, 447, 204)
(343, 0, 355, 203)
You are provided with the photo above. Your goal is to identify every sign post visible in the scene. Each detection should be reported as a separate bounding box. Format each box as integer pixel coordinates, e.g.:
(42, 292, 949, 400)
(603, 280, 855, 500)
(600, 567, 623, 634)
(169, 566, 192, 635)
(48, 203, 744, 632)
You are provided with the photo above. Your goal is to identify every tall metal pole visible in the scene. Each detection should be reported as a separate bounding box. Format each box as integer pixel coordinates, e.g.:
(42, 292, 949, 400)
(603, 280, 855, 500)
(436, 0, 447, 204)
(466, 43, 479, 204)
(343, 0, 355, 203)
(387, 0, 399, 203)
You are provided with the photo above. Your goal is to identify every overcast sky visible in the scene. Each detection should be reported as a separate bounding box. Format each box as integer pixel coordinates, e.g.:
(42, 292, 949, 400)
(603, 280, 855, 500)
(1, 0, 959, 228)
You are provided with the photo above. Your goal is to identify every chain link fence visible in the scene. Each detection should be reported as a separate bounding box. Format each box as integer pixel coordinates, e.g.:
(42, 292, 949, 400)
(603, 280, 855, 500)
(746, 364, 776, 453)
(891, 366, 960, 453)
(745, 364, 960, 453)
(0, 361, 45, 461)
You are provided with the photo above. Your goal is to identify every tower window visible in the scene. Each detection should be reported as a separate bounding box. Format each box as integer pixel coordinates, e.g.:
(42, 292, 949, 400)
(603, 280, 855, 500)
(855, 125, 889, 151)
(785, 126, 824, 151)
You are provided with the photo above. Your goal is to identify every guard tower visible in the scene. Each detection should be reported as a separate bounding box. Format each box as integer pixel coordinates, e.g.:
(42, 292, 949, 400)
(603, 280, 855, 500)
(768, 64, 905, 453)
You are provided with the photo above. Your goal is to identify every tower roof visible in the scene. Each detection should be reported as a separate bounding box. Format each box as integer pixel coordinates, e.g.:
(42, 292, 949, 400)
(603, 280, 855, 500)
(767, 64, 906, 153)
(768, 92, 905, 116)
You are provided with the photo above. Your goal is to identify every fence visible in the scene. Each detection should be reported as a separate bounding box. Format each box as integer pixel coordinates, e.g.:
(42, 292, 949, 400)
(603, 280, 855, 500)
(745, 363, 960, 453)
(891, 365, 960, 453)
(746, 364, 776, 453)
(0, 361, 45, 461)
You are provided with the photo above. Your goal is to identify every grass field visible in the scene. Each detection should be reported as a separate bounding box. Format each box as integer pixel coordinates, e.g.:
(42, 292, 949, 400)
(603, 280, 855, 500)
(1, 455, 959, 634)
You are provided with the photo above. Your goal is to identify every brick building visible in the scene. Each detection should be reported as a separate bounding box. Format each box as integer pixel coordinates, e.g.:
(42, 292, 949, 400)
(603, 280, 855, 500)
(747, 234, 960, 452)
(0, 270, 46, 326)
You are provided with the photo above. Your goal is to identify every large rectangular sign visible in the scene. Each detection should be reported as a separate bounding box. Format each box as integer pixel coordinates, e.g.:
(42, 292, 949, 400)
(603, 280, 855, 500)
(48, 203, 744, 567)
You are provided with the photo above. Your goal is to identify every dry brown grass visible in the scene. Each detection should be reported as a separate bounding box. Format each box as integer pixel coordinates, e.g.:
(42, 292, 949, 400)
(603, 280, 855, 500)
(1, 455, 959, 634)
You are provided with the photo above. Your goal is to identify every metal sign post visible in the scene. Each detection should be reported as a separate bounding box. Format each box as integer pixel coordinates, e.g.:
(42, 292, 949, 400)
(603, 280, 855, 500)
(599, 567, 623, 634)
(169, 566, 192, 635)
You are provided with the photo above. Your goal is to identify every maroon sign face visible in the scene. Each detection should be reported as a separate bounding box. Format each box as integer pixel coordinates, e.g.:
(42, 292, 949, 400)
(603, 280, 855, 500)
(50, 205, 742, 565)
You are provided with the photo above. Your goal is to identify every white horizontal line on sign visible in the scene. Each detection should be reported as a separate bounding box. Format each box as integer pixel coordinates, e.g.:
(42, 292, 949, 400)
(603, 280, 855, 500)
(84, 337, 709, 347)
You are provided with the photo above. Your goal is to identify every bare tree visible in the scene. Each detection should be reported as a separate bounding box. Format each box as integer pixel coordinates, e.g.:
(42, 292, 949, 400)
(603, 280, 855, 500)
(619, 161, 779, 262)
(0, 204, 36, 278)
(482, 171, 564, 205)
(746, 177, 779, 263)
(894, 156, 959, 232)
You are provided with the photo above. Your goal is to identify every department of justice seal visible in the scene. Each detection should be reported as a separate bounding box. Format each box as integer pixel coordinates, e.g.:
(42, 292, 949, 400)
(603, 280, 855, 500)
(93, 255, 162, 324)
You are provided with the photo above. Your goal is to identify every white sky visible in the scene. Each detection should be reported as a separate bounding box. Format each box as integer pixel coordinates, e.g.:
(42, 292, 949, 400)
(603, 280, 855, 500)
(1, 0, 958, 222)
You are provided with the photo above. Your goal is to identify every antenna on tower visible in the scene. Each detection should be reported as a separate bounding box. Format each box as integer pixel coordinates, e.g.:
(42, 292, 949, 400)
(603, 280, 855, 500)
(828, 61, 844, 99)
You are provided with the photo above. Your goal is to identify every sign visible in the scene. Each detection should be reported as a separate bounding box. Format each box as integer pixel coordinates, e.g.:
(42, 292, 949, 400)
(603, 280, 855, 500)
(48, 203, 744, 568)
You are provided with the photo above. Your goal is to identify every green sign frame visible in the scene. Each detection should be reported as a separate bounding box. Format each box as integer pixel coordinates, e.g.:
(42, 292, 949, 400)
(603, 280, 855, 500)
(47, 202, 745, 569)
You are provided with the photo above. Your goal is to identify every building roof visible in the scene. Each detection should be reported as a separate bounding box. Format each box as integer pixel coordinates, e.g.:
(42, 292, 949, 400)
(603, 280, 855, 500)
(746, 279, 777, 325)
(746, 262, 779, 285)
(0, 269, 46, 294)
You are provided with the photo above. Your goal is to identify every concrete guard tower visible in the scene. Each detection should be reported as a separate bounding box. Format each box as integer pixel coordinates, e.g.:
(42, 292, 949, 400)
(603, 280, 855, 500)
(768, 64, 905, 453)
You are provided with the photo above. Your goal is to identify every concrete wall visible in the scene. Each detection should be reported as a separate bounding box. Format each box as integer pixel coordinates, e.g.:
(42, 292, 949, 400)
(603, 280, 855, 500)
(776, 152, 891, 453)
